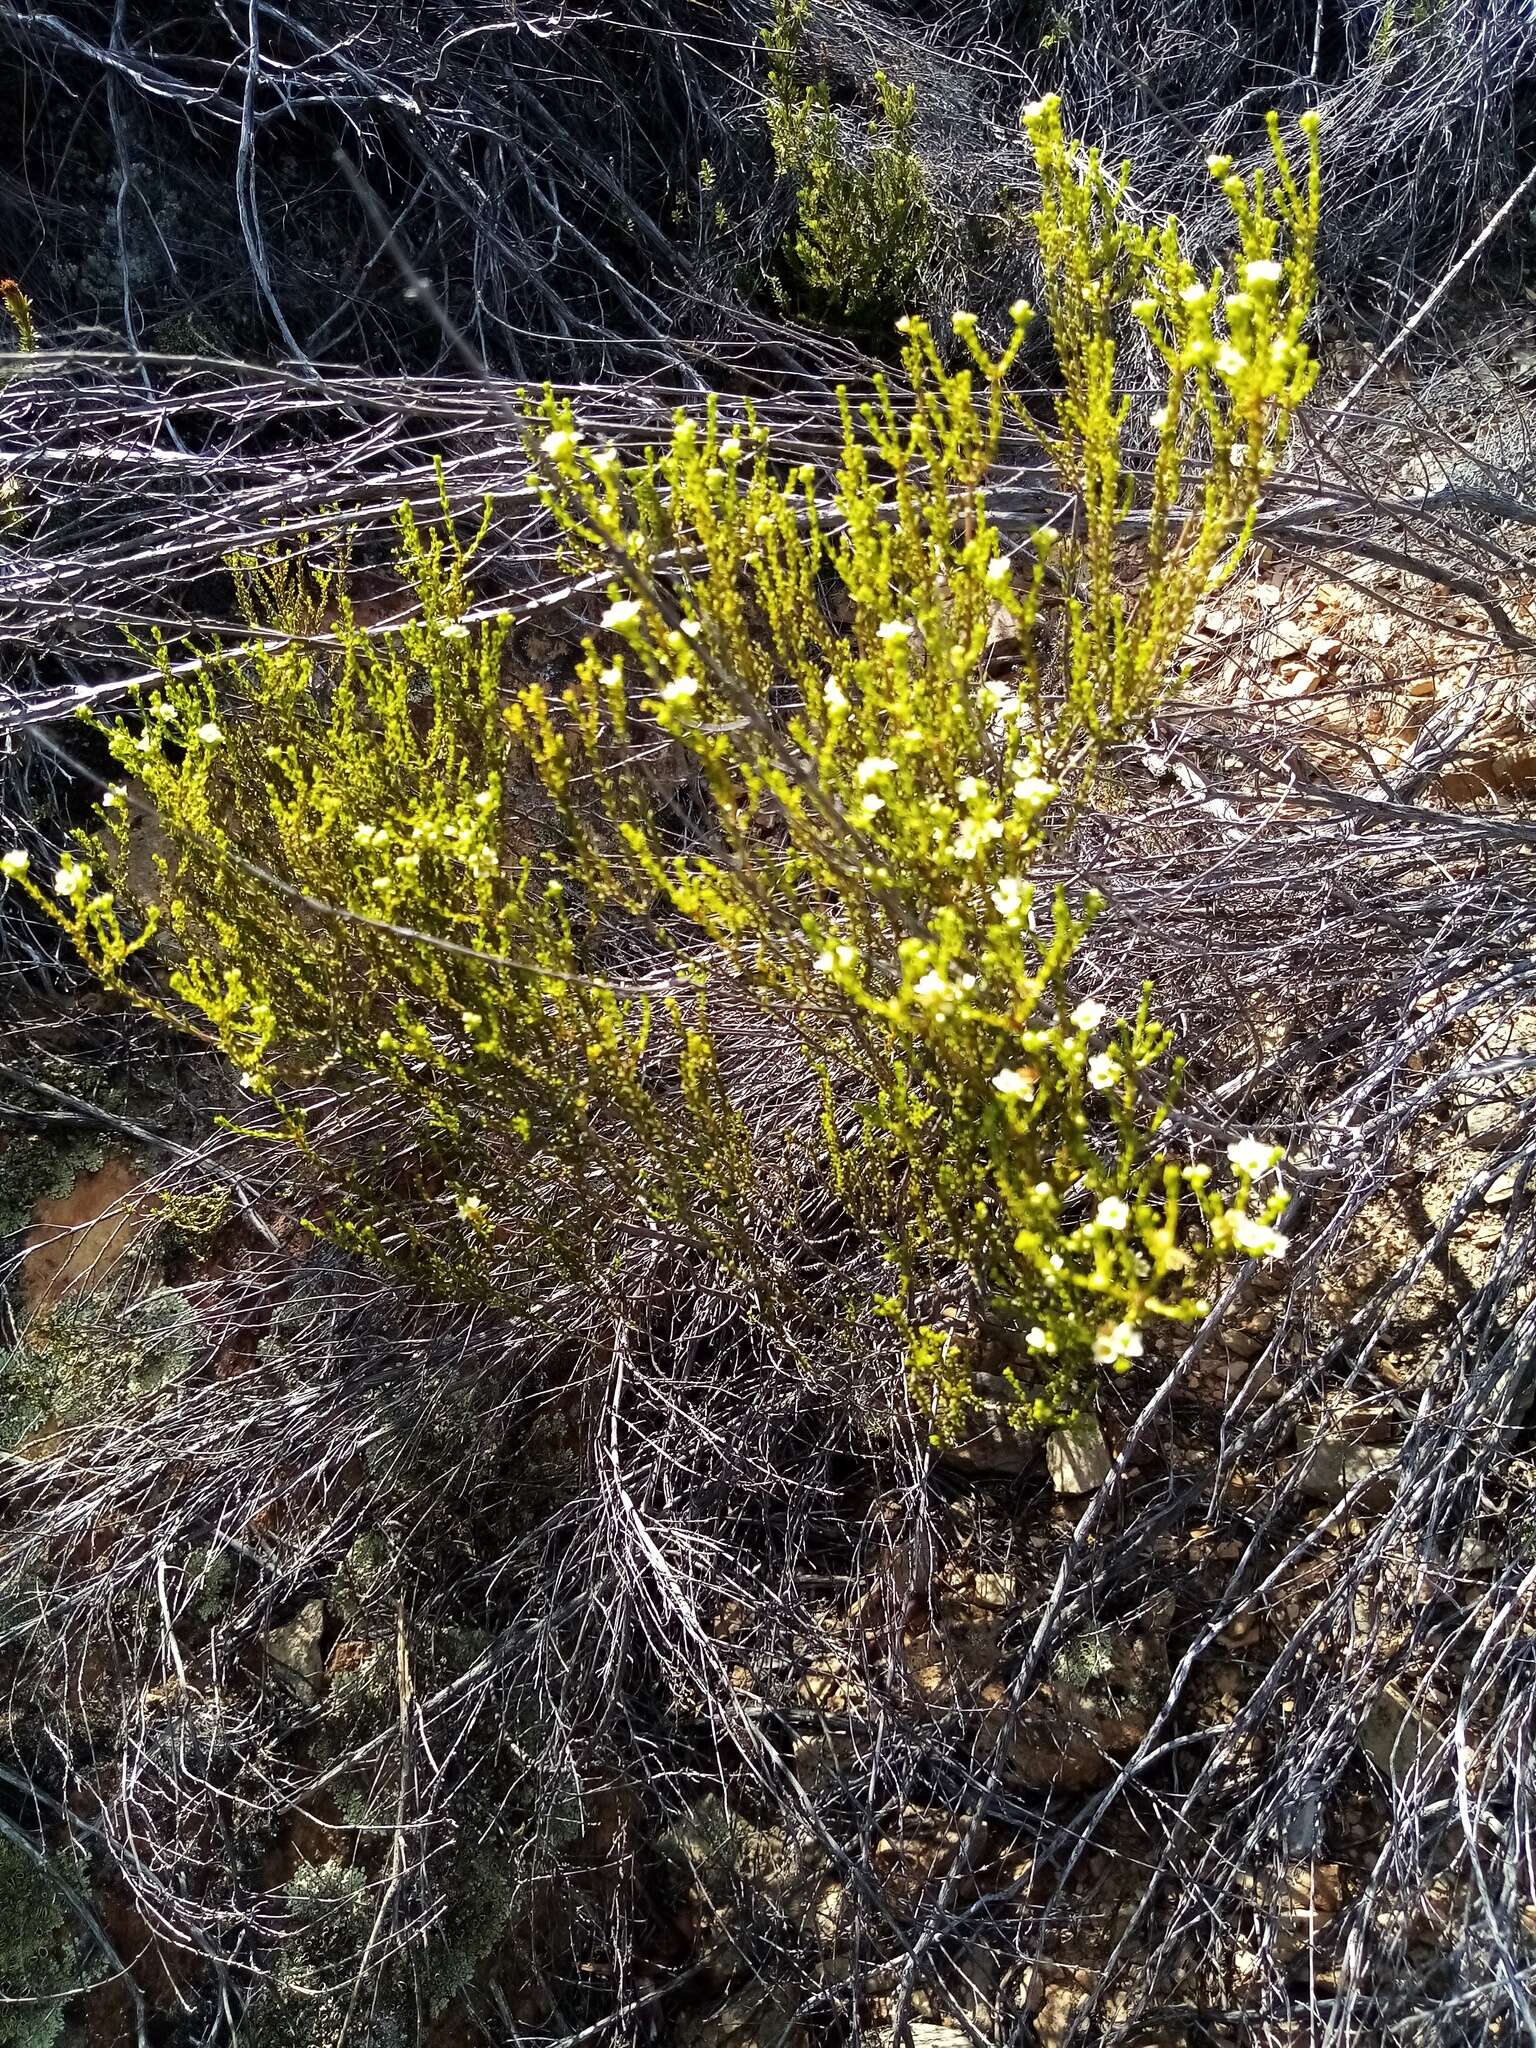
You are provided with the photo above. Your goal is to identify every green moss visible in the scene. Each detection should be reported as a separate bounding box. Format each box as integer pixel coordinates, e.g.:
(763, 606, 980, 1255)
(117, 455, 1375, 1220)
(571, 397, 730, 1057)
(0, 1285, 199, 1448)
(0, 1841, 81, 2048)
(0, 1132, 110, 1247)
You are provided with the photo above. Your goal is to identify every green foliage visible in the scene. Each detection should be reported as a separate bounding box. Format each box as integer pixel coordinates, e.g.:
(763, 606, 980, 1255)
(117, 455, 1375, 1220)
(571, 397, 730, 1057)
(21, 102, 1318, 1435)
(762, 0, 932, 334)
(0, 279, 34, 356)
(0, 1841, 79, 2048)
(151, 1183, 235, 1246)
(1, 1286, 199, 1447)
(0, 1131, 109, 1248)
(239, 1861, 399, 2048)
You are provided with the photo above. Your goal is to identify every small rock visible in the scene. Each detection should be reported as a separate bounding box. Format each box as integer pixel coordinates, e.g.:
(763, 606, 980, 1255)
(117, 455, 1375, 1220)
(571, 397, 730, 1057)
(1307, 633, 1342, 666)
(983, 603, 1022, 661)
(1046, 1415, 1112, 1495)
(1221, 1322, 1265, 1360)
(1458, 1536, 1497, 1574)
(1360, 1682, 1440, 1782)
(1269, 662, 1319, 698)
(1295, 1435, 1397, 1508)
(700, 1989, 809, 2048)
(1465, 1101, 1514, 1149)
(939, 1400, 1037, 1479)
(262, 1599, 327, 1705)
(972, 1571, 1017, 1610)
(904, 2027, 969, 2048)
(811, 1879, 847, 1947)
(1033, 1983, 1087, 2048)
(1262, 616, 1312, 661)
(1484, 1165, 1523, 1205)
(1265, 1862, 1344, 1961)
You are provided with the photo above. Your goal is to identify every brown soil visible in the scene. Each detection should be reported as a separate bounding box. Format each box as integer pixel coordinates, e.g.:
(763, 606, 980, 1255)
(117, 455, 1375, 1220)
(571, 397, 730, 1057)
(21, 1155, 153, 1312)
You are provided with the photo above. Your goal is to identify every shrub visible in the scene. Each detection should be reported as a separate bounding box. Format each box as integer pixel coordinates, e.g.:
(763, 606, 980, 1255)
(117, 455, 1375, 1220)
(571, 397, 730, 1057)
(0, 279, 35, 355)
(762, 0, 932, 334)
(19, 100, 1316, 1436)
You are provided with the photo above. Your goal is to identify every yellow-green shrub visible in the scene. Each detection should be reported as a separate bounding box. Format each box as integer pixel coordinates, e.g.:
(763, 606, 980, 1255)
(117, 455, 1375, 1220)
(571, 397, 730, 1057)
(16, 100, 1315, 1436)
(762, 0, 932, 334)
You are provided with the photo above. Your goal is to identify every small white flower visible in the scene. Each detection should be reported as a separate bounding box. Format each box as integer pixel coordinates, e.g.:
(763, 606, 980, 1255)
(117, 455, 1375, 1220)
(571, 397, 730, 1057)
(101, 786, 127, 809)
(1071, 999, 1106, 1032)
(196, 721, 224, 747)
(952, 309, 978, 332)
(473, 789, 495, 810)
(1215, 343, 1247, 379)
(913, 969, 952, 1006)
(679, 619, 701, 639)
(1086, 1051, 1121, 1091)
(354, 824, 388, 848)
(1025, 1325, 1054, 1353)
(540, 428, 578, 459)
(438, 621, 471, 641)
(1244, 258, 1283, 287)
(602, 599, 643, 631)
(151, 700, 178, 724)
(855, 756, 898, 785)
(659, 676, 700, 704)
(993, 1067, 1036, 1100)
(951, 816, 1002, 862)
(876, 620, 912, 643)
(1013, 772, 1058, 808)
(1009, 298, 1030, 322)
(1180, 281, 1208, 305)
(590, 446, 620, 472)
(719, 437, 742, 459)
(1226, 1136, 1282, 1178)
(1229, 1213, 1290, 1260)
(53, 858, 88, 899)
(814, 942, 858, 975)
(1093, 1319, 1144, 1366)
(1095, 1196, 1130, 1232)
(823, 677, 847, 712)
(1149, 405, 1170, 431)
(991, 876, 1028, 920)
(456, 1194, 487, 1223)
(1, 849, 29, 878)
